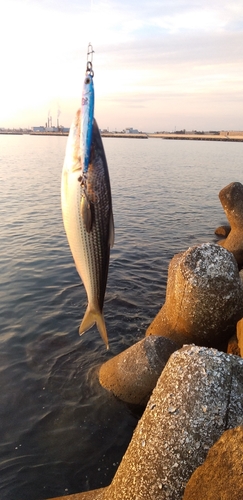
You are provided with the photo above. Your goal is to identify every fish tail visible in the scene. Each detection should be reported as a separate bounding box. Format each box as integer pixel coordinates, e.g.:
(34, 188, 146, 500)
(79, 304, 109, 350)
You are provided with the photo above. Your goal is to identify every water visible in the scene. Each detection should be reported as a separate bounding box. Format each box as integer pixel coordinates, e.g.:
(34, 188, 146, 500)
(0, 134, 242, 500)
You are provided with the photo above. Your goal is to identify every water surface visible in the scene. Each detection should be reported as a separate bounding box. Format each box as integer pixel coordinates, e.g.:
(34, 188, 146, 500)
(0, 135, 242, 499)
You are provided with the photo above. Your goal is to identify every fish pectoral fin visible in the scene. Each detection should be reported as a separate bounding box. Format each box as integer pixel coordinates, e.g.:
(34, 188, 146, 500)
(79, 305, 109, 350)
(80, 195, 93, 232)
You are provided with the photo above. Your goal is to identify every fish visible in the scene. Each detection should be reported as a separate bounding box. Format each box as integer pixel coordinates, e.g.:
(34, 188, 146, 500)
(61, 109, 114, 349)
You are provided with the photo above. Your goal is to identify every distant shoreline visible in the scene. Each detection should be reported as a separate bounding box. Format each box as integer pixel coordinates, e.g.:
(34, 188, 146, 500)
(1, 131, 243, 142)
(148, 132, 243, 142)
(102, 132, 243, 142)
(0, 131, 69, 136)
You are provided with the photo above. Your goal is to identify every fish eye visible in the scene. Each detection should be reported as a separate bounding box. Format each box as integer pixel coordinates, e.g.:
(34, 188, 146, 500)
(85, 77, 91, 84)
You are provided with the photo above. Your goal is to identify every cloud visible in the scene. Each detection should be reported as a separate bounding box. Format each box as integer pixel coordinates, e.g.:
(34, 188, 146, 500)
(1, 0, 243, 130)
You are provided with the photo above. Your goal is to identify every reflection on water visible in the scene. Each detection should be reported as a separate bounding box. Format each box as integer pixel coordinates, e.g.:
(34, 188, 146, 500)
(0, 135, 242, 499)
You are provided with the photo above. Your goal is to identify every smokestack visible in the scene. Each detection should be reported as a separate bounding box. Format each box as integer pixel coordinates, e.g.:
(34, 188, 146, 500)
(48, 109, 51, 129)
(57, 108, 61, 130)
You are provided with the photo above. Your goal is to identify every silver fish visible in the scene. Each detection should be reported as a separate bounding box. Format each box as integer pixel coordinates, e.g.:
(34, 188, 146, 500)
(61, 109, 114, 349)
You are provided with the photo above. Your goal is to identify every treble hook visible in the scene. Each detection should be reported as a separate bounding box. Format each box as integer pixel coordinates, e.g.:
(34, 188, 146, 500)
(86, 43, 94, 77)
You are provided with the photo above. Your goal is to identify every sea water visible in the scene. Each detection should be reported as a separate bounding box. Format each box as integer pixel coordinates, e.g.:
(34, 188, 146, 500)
(0, 134, 242, 500)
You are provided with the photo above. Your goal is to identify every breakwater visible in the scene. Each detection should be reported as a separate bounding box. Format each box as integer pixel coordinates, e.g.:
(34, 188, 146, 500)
(1, 130, 243, 141)
(101, 133, 148, 139)
(101, 131, 243, 141)
(148, 132, 243, 142)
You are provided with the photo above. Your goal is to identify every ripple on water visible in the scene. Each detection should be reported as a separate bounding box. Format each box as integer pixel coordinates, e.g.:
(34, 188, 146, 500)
(0, 135, 243, 499)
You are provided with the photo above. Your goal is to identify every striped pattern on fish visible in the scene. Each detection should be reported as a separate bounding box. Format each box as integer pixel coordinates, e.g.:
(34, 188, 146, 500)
(61, 109, 114, 349)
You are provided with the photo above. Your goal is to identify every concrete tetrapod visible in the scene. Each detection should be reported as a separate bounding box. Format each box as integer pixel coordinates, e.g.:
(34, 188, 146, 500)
(183, 426, 243, 500)
(101, 345, 243, 500)
(48, 490, 106, 500)
(99, 336, 177, 405)
(218, 181, 243, 266)
(46, 345, 243, 500)
(146, 243, 243, 349)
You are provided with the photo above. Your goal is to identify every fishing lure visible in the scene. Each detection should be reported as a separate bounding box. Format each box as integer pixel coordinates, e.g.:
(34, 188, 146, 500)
(79, 43, 95, 232)
(80, 43, 95, 174)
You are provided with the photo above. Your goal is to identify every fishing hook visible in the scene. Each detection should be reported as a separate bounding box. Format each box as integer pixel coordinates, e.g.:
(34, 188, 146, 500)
(86, 43, 94, 77)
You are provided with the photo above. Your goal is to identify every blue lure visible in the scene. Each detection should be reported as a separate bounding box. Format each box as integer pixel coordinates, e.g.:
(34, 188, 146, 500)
(79, 44, 95, 232)
(80, 44, 95, 174)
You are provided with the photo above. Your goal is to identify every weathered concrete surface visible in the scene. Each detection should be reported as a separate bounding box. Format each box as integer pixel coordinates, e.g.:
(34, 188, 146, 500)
(183, 426, 243, 500)
(146, 243, 243, 349)
(214, 224, 231, 237)
(235, 269, 243, 356)
(46, 346, 243, 500)
(99, 336, 177, 405)
(47, 488, 106, 500)
(234, 269, 243, 358)
(101, 345, 243, 500)
(218, 181, 243, 266)
(237, 319, 243, 357)
(227, 333, 241, 356)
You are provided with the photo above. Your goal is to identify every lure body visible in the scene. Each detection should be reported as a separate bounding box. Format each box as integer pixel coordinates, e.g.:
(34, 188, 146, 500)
(80, 73, 94, 174)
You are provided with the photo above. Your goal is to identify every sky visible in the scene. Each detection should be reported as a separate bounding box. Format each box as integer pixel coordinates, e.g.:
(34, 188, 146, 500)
(0, 0, 243, 132)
